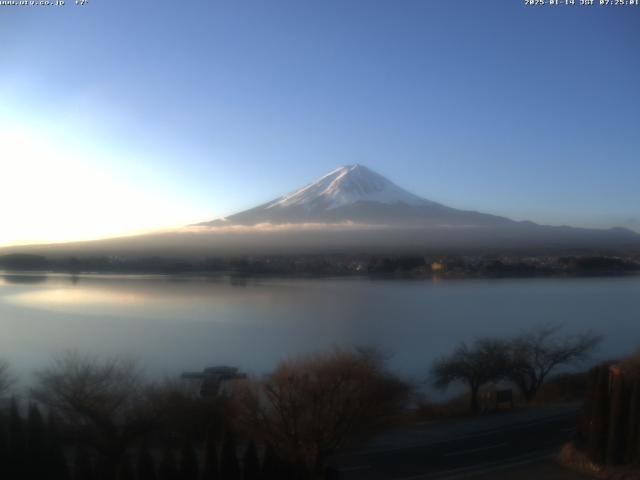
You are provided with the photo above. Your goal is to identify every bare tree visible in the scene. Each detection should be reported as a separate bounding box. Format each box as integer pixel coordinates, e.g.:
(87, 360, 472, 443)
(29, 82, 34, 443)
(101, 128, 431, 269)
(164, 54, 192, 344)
(619, 349, 640, 378)
(507, 326, 601, 402)
(431, 338, 510, 414)
(233, 347, 410, 475)
(31, 352, 153, 480)
(143, 377, 227, 441)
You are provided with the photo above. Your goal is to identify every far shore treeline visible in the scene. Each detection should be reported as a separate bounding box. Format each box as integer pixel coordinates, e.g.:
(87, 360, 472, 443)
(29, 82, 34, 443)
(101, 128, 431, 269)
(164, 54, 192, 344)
(0, 252, 639, 278)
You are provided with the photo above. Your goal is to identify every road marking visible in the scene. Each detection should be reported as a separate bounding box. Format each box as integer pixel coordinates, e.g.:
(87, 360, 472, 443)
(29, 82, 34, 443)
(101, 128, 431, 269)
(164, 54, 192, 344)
(443, 442, 508, 457)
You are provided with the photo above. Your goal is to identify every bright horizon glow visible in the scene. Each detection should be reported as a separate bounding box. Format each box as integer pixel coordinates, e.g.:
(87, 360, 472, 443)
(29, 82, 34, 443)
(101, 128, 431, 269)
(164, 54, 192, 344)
(0, 115, 208, 246)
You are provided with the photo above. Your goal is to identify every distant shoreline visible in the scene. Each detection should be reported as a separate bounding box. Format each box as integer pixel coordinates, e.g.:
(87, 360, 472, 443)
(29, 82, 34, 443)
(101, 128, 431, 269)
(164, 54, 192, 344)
(1, 250, 639, 283)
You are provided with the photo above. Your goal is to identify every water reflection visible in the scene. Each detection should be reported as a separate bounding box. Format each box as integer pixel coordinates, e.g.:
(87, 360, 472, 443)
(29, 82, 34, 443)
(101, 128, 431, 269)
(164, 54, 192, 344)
(230, 276, 248, 287)
(0, 271, 638, 391)
(8, 288, 147, 306)
(2, 273, 48, 285)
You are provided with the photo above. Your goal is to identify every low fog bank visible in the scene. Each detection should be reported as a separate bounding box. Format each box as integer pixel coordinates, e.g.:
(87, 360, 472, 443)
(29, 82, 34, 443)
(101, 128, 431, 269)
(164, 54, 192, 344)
(1, 223, 639, 260)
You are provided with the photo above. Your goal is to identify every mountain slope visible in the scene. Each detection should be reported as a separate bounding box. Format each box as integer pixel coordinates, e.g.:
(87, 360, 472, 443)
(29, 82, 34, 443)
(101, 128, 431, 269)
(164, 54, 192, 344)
(198, 165, 513, 227)
(184, 164, 640, 253)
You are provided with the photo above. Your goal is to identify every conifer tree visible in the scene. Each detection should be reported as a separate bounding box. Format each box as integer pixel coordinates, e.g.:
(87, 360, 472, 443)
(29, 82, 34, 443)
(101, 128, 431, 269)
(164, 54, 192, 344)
(587, 365, 610, 463)
(47, 412, 71, 480)
(261, 444, 278, 480)
(202, 427, 219, 480)
(117, 453, 135, 480)
(220, 430, 240, 480)
(242, 440, 260, 480)
(579, 367, 598, 446)
(158, 447, 180, 480)
(324, 465, 341, 480)
(606, 374, 628, 465)
(0, 415, 9, 475)
(625, 379, 640, 464)
(137, 444, 157, 480)
(26, 403, 48, 479)
(9, 398, 27, 479)
(73, 445, 94, 480)
(179, 437, 199, 480)
(261, 444, 292, 480)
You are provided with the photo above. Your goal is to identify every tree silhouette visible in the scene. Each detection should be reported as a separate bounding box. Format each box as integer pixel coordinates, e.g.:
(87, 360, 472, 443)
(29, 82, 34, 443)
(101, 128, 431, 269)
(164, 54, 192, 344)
(0, 414, 9, 478)
(626, 379, 640, 464)
(606, 373, 630, 466)
(242, 440, 260, 480)
(32, 352, 157, 479)
(117, 453, 135, 480)
(73, 444, 95, 480)
(586, 364, 610, 463)
(507, 326, 601, 402)
(9, 398, 27, 479)
(261, 444, 292, 480)
(220, 430, 240, 480)
(432, 338, 509, 414)
(26, 403, 48, 480)
(137, 443, 157, 480)
(158, 447, 180, 480)
(179, 437, 199, 480)
(201, 426, 219, 480)
(234, 348, 409, 474)
(46, 413, 71, 480)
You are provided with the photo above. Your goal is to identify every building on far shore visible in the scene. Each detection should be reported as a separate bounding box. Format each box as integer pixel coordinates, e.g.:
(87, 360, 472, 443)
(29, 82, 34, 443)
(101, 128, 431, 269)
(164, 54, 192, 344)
(430, 261, 446, 273)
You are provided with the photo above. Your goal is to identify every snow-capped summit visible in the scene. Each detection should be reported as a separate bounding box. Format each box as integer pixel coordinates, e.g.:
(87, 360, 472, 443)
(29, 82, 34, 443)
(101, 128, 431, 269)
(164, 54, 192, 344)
(190, 164, 640, 252)
(264, 164, 437, 211)
(197, 164, 512, 227)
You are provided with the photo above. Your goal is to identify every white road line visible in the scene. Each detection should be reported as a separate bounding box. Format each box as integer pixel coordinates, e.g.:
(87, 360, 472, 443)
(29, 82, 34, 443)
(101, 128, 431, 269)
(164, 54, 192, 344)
(443, 442, 508, 457)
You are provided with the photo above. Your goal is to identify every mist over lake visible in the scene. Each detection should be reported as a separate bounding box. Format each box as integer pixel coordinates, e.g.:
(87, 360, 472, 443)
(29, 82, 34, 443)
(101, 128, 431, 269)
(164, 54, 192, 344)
(1, 272, 638, 391)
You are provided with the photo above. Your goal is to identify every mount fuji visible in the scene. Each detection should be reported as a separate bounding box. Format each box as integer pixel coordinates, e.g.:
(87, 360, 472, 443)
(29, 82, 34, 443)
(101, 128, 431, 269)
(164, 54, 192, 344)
(198, 164, 512, 227)
(185, 164, 639, 253)
(3, 165, 637, 258)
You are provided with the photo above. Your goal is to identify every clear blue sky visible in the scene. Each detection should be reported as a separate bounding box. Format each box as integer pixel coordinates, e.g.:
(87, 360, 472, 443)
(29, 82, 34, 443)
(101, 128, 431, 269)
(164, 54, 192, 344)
(1, 0, 639, 244)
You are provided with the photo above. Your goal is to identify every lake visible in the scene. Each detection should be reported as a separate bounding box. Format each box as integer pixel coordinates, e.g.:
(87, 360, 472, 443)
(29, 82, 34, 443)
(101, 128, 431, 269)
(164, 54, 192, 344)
(1, 272, 638, 392)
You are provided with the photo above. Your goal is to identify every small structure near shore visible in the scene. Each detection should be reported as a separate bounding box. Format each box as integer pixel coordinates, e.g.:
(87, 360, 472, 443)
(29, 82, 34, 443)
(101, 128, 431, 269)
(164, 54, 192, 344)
(480, 386, 514, 413)
(181, 366, 247, 397)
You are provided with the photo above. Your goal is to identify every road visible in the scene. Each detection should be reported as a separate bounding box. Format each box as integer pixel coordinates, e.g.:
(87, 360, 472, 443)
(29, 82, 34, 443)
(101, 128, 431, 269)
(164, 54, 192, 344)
(328, 408, 581, 479)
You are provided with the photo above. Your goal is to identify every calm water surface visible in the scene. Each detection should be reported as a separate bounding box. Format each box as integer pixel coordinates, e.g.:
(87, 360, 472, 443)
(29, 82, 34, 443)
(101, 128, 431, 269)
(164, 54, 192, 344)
(1, 272, 638, 388)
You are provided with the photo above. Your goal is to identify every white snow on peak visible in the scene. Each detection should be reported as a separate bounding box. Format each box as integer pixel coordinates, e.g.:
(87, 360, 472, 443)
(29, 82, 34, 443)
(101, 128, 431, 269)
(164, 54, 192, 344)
(265, 164, 436, 210)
